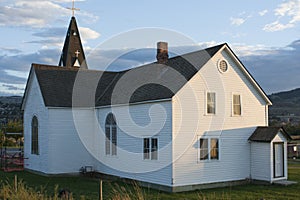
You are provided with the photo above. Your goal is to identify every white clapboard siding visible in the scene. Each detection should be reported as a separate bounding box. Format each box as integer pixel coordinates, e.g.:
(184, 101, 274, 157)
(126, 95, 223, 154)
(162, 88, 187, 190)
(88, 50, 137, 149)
(250, 142, 271, 181)
(172, 48, 268, 186)
(23, 72, 49, 173)
(46, 108, 95, 174)
(95, 101, 173, 186)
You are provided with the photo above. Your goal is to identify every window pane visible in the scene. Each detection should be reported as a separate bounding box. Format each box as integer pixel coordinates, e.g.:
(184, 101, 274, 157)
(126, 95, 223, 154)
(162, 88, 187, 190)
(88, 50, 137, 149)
(144, 138, 150, 159)
(105, 113, 117, 156)
(234, 105, 241, 115)
(105, 126, 110, 155)
(151, 138, 158, 160)
(200, 149, 209, 160)
(200, 138, 208, 148)
(210, 138, 219, 160)
(31, 116, 39, 155)
(233, 95, 240, 104)
(200, 139, 208, 160)
(233, 95, 241, 115)
(111, 126, 117, 155)
(207, 93, 215, 114)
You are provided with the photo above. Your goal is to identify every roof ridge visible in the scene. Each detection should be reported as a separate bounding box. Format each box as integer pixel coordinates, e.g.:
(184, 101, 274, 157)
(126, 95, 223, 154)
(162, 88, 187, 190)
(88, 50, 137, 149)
(117, 43, 226, 73)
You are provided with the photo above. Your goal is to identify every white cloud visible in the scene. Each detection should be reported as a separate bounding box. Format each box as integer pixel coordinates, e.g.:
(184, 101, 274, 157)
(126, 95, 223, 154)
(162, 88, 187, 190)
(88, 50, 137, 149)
(0, 1, 67, 28)
(274, 0, 297, 16)
(28, 26, 101, 48)
(197, 41, 219, 49)
(230, 17, 246, 26)
(79, 27, 101, 41)
(0, 82, 25, 96)
(0, 0, 97, 28)
(263, 21, 294, 32)
(230, 43, 278, 57)
(259, 9, 268, 16)
(263, 0, 300, 32)
(4, 70, 28, 79)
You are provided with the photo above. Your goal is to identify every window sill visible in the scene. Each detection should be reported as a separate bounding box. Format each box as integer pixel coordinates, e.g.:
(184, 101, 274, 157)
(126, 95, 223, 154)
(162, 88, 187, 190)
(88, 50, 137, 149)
(105, 155, 119, 159)
(231, 114, 242, 117)
(204, 113, 216, 116)
(197, 159, 220, 163)
(143, 159, 159, 162)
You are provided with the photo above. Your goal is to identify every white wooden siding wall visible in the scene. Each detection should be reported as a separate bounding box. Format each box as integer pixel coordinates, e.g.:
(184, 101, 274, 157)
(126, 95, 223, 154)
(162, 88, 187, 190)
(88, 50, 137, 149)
(23, 73, 49, 173)
(47, 108, 95, 174)
(250, 142, 271, 181)
(271, 132, 288, 182)
(172, 48, 268, 186)
(95, 101, 173, 186)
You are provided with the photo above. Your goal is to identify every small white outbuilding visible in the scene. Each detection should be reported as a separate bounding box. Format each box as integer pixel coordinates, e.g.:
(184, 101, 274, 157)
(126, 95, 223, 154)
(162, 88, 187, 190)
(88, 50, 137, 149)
(249, 127, 291, 183)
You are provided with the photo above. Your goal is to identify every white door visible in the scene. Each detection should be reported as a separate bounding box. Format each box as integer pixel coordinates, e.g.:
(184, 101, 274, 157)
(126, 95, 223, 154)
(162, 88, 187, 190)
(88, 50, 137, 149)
(274, 143, 284, 178)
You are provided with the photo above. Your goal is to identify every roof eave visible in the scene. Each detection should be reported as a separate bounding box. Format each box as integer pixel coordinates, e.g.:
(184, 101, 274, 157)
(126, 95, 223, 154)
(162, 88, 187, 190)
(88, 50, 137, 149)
(21, 65, 35, 110)
(221, 44, 272, 106)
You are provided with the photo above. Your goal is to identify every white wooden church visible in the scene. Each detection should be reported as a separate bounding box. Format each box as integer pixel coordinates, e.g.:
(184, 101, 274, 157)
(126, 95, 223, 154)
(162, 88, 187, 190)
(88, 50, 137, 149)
(21, 16, 291, 192)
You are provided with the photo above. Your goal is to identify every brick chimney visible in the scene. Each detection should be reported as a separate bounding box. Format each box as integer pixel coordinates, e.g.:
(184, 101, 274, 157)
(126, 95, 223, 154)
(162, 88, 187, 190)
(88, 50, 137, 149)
(156, 42, 169, 64)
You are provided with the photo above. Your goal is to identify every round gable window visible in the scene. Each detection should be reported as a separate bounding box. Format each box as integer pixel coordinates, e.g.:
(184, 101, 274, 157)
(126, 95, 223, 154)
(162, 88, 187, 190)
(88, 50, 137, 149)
(218, 59, 228, 73)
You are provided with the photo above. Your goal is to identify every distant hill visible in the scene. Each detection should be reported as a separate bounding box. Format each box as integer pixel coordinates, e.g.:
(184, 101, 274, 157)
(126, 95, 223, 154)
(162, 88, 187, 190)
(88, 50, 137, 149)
(0, 88, 300, 125)
(0, 96, 23, 123)
(0, 96, 22, 104)
(269, 88, 300, 117)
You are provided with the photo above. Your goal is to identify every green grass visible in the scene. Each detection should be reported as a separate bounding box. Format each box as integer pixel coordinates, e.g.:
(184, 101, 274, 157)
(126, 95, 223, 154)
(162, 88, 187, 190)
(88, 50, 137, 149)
(0, 161, 300, 199)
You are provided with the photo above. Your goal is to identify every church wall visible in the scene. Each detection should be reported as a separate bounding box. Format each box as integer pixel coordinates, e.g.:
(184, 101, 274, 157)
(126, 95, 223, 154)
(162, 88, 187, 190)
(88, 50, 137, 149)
(94, 100, 173, 187)
(172, 47, 268, 186)
(23, 72, 50, 173)
(46, 108, 96, 174)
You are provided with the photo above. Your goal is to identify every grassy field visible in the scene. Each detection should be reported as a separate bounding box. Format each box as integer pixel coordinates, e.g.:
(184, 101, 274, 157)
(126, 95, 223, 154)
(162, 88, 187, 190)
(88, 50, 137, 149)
(0, 161, 300, 199)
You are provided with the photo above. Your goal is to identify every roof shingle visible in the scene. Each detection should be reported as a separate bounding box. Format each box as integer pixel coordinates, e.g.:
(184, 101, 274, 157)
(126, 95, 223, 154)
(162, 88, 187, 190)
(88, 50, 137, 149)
(249, 127, 291, 142)
(32, 44, 224, 107)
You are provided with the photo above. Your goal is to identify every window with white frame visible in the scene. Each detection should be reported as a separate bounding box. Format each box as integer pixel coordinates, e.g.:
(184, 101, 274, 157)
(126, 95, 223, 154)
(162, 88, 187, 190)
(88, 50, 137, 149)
(233, 94, 241, 116)
(199, 138, 219, 161)
(207, 92, 216, 114)
(31, 116, 39, 155)
(143, 138, 158, 160)
(105, 113, 117, 156)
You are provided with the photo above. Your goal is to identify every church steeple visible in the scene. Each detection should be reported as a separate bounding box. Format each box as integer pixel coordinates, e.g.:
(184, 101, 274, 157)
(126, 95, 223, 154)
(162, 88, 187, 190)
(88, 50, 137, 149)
(59, 16, 88, 69)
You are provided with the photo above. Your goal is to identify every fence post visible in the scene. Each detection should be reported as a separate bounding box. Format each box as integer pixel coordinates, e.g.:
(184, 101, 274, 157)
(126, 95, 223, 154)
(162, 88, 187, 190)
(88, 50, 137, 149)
(99, 179, 103, 200)
(14, 175, 17, 192)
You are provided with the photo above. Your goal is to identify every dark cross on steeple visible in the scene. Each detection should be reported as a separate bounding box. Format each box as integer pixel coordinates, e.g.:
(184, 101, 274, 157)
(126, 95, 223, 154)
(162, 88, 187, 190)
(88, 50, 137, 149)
(67, 0, 80, 17)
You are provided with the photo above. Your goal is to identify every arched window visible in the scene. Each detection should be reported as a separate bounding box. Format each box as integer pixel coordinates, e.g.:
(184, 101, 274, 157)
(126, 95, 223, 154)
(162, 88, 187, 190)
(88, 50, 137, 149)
(31, 116, 39, 155)
(105, 113, 117, 155)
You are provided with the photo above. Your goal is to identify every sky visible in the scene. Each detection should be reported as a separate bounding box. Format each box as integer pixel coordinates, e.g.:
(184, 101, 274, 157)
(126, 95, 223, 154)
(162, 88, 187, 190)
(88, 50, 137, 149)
(0, 0, 300, 96)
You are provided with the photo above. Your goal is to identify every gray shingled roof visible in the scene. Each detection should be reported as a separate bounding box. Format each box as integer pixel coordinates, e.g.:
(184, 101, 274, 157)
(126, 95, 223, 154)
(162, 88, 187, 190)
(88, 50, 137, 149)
(31, 44, 224, 108)
(249, 127, 291, 142)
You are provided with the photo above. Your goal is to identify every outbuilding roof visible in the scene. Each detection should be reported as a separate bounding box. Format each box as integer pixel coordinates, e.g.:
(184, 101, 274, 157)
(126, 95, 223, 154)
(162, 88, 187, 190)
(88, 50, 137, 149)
(249, 127, 292, 142)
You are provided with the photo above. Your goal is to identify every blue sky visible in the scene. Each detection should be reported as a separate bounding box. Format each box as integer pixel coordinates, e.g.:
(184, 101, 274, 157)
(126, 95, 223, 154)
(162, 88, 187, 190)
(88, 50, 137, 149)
(0, 0, 300, 95)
